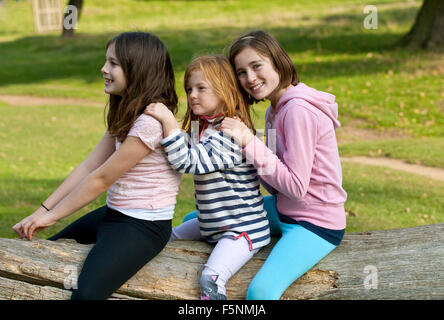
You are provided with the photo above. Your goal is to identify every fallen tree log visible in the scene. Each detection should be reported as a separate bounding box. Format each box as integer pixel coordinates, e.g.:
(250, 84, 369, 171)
(1, 223, 444, 300)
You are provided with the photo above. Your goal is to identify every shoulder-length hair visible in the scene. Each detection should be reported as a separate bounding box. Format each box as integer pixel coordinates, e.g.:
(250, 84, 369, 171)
(106, 32, 178, 142)
(182, 55, 255, 134)
(228, 30, 298, 105)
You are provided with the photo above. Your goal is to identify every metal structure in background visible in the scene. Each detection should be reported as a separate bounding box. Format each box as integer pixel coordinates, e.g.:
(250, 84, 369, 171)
(31, 0, 62, 33)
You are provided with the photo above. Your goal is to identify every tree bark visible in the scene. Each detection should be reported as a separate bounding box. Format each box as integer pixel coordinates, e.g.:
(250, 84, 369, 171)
(401, 0, 444, 50)
(1, 223, 444, 300)
(61, 0, 83, 38)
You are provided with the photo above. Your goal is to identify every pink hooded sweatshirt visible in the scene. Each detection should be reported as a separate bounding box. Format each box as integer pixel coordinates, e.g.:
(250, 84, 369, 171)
(244, 83, 347, 230)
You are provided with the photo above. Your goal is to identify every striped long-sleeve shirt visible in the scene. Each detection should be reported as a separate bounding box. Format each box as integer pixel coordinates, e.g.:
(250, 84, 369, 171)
(160, 124, 270, 251)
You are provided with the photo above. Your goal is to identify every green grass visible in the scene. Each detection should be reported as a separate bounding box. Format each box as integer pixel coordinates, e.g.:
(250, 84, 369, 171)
(1, 0, 444, 238)
(0, 104, 104, 238)
(343, 162, 444, 232)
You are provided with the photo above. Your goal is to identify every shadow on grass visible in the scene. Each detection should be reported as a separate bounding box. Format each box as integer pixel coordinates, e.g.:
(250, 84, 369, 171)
(0, 5, 421, 89)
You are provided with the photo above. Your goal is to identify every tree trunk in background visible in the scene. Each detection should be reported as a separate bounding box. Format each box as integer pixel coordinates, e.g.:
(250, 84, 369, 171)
(401, 0, 444, 50)
(61, 0, 83, 37)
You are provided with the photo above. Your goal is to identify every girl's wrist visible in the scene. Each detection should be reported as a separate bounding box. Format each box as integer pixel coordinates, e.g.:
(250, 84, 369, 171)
(34, 204, 48, 215)
(241, 130, 254, 148)
(163, 120, 179, 137)
(46, 209, 58, 222)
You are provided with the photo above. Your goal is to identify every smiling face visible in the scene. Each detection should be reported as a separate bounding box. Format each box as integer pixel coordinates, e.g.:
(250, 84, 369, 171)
(234, 47, 284, 106)
(186, 70, 222, 117)
(101, 42, 127, 96)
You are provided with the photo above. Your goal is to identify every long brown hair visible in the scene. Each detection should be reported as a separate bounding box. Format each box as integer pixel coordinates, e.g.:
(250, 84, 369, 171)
(228, 30, 298, 105)
(181, 55, 255, 134)
(105, 32, 178, 142)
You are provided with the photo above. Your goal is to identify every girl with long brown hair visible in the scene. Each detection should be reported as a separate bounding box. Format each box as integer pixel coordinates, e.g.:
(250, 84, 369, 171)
(145, 55, 270, 300)
(12, 32, 181, 300)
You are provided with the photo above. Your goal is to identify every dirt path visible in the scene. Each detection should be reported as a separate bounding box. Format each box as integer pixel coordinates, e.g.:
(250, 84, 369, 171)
(338, 121, 444, 182)
(341, 156, 444, 182)
(0, 94, 104, 107)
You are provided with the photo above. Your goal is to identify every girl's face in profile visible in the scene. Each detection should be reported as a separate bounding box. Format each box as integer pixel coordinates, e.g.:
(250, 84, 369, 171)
(234, 47, 281, 104)
(186, 70, 222, 117)
(101, 42, 127, 96)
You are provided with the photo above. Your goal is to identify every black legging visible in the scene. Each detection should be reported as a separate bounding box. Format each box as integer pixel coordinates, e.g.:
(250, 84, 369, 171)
(49, 205, 171, 300)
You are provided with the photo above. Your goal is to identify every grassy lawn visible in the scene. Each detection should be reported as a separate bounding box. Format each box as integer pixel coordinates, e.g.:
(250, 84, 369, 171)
(343, 162, 444, 232)
(1, 0, 443, 238)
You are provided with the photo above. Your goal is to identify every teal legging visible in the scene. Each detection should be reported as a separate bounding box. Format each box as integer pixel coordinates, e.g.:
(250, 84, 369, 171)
(182, 195, 337, 300)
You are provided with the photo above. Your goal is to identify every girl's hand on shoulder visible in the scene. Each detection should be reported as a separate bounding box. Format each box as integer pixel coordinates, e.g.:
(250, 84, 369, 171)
(144, 102, 174, 123)
(144, 102, 179, 137)
(12, 210, 57, 241)
(220, 117, 254, 148)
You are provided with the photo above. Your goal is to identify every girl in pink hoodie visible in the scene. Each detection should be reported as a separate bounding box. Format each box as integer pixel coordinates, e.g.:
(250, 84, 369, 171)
(219, 30, 347, 300)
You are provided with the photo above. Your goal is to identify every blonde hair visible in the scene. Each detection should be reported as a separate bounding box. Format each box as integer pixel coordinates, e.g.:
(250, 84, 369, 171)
(182, 55, 255, 134)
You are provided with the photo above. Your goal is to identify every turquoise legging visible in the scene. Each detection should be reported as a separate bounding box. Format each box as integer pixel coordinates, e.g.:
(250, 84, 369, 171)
(183, 195, 337, 300)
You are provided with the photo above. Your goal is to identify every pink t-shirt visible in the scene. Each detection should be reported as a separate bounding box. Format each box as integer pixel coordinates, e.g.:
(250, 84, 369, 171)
(106, 114, 181, 211)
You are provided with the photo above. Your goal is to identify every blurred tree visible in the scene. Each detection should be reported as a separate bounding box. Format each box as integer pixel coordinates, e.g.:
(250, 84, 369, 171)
(62, 0, 83, 37)
(401, 0, 444, 50)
